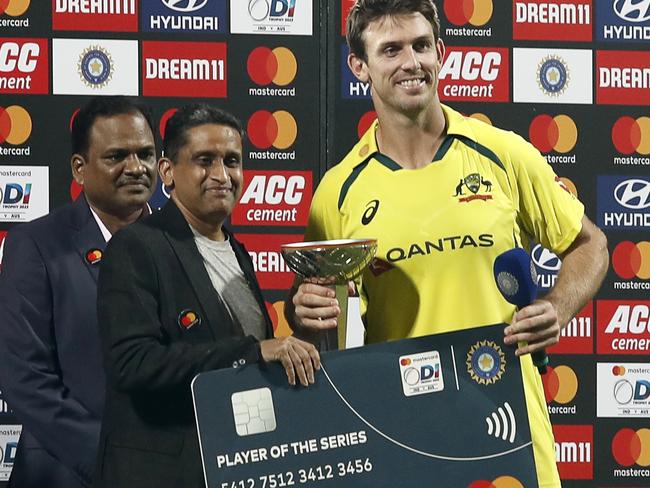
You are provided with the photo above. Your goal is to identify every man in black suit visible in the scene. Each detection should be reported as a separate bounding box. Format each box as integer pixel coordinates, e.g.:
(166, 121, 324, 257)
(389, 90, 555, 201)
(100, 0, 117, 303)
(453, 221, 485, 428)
(93, 104, 320, 488)
(0, 96, 157, 487)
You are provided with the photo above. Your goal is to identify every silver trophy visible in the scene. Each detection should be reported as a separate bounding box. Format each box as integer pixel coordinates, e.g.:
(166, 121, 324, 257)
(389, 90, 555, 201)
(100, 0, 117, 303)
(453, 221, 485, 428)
(281, 238, 378, 350)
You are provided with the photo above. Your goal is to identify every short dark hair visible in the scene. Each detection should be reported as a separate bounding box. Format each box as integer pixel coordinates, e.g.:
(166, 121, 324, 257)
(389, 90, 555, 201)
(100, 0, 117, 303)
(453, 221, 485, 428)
(346, 0, 441, 60)
(71, 96, 154, 156)
(162, 104, 245, 162)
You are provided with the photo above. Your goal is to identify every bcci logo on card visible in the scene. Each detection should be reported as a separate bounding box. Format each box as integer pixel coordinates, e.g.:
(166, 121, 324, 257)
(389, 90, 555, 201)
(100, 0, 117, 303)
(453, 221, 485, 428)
(399, 351, 444, 397)
(231, 387, 277, 436)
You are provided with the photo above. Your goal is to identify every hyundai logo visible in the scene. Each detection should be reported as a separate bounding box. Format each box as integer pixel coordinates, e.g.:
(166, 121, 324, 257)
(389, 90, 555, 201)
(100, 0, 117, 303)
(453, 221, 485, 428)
(614, 179, 650, 210)
(531, 245, 561, 271)
(162, 0, 209, 13)
(614, 0, 650, 23)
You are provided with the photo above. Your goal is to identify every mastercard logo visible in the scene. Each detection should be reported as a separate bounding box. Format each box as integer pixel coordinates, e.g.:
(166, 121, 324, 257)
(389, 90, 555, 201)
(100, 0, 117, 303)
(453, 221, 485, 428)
(0, 106, 32, 145)
(543, 365, 578, 404)
(612, 428, 650, 467)
(612, 241, 650, 280)
(467, 475, 523, 488)
(469, 113, 492, 126)
(0, 0, 30, 16)
(248, 110, 297, 150)
(247, 47, 297, 86)
(557, 176, 578, 197)
(613, 365, 626, 376)
(529, 114, 577, 154)
(444, 0, 493, 26)
(611, 116, 650, 155)
(265, 301, 292, 337)
(357, 111, 377, 139)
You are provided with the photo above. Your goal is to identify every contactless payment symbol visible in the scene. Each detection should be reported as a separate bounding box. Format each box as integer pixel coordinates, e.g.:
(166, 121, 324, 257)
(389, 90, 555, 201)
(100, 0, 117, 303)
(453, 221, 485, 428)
(232, 387, 277, 436)
(85, 248, 102, 265)
(466, 340, 506, 385)
(399, 350, 444, 397)
(178, 309, 201, 329)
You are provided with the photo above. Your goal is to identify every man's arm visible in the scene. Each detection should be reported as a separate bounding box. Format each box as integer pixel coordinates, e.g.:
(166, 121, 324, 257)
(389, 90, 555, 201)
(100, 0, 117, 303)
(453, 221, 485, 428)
(100, 230, 319, 392)
(504, 215, 608, 355)
(0, 229, 99, 486)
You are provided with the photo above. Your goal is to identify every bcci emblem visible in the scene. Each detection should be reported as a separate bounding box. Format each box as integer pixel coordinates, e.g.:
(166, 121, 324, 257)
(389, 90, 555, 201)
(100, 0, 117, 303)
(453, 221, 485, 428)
(454, 173, 493, 203)
(466, 340, 506, 385)
(537, 55, 569, 97)
(78, 46, 113, 89)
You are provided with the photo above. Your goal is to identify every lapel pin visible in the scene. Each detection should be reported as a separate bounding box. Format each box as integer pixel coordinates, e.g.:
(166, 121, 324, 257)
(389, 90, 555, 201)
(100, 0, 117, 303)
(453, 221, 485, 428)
(85, 249, 103, 265)
(178, 309, 201, 330)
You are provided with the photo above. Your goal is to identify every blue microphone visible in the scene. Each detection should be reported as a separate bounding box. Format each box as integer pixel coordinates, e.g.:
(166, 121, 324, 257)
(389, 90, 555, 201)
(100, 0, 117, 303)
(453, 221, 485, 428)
(493, 248, 549, 375)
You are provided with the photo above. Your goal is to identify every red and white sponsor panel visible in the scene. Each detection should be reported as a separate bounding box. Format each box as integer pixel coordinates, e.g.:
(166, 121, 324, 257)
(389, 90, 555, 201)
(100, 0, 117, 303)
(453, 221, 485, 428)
(0, 38, 48, 94)
(512, 0, 592, 41)
(548, 302, 593, 355)
(235, 233, 303, 290)
(142, 41, 227, 98)
(597, 300, 650, 355)
(231, 170, 312, 227)
(438, 47, 509, 102)
(51, 0, 138, 32)
(597, 50, 650, 105)
(553, 424, 593, 480)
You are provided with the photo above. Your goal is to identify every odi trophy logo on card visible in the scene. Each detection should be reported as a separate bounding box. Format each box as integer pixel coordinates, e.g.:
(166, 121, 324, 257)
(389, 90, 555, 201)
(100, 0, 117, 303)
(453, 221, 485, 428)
(399, 351, 444, 397)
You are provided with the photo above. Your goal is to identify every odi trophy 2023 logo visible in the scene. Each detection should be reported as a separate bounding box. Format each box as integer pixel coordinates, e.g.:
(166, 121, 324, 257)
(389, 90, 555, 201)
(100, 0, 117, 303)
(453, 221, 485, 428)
(597, 363, 650, 418)
(0, 165, 48, 223)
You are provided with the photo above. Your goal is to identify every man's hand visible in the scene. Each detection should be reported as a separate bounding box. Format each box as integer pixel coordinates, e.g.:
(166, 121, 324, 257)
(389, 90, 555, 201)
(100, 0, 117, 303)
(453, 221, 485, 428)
(291, 281, 342, 331)
(259, 336, 321, 387)
(503, 299, 561, 357)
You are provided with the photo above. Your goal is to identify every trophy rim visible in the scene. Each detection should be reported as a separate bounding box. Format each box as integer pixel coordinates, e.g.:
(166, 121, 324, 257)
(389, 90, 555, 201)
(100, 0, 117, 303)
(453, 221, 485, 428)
(281, 238, 377, 251)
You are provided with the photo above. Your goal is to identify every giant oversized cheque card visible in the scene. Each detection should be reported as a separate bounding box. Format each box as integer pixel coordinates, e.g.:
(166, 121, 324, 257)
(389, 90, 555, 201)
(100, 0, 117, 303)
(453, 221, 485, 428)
(192, 324, 538, 487)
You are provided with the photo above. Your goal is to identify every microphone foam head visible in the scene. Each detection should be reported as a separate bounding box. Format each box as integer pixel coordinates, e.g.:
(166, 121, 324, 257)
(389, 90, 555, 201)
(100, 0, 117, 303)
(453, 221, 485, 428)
(493, 248, 538, 308)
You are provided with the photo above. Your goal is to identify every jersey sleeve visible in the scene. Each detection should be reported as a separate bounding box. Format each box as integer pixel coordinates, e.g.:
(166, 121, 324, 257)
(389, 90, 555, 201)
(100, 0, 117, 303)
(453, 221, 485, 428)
(304, 171, 344, 242)
(506, 133, 584, 254)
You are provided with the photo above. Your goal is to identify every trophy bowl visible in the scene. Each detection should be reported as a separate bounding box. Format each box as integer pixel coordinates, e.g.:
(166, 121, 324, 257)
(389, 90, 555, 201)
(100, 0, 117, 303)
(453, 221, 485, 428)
(281, 238, 378, 283)
(281, 238, 378, 350)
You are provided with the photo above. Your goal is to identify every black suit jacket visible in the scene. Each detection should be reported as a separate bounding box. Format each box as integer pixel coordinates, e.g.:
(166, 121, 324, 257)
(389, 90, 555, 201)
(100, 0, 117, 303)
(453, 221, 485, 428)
(0, 196, 106, 487)
(93, 199, 273, 488)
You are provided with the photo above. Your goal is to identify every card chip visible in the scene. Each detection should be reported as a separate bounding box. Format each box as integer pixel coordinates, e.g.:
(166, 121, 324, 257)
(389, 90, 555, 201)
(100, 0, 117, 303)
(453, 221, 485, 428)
(231, 387, 276, 436)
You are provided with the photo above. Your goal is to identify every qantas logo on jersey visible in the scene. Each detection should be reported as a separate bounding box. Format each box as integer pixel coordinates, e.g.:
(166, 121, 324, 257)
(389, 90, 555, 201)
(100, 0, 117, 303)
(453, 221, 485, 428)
(386, 234, 494, 262)
(453, 172, 493, 202)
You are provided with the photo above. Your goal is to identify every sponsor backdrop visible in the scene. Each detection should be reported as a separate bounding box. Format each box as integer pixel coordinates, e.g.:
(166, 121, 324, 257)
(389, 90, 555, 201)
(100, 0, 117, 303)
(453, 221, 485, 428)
(0, 0, 648, 485)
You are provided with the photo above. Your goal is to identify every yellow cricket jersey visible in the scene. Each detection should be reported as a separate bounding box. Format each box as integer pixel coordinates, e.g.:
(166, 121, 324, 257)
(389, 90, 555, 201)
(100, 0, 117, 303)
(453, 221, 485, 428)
(306, 105, 584, 487)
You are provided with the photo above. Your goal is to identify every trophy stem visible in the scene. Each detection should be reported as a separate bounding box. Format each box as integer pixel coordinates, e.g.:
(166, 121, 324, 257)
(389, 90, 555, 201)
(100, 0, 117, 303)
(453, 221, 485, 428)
(317, 284, 349, 351)
(335, 284, 348, 350)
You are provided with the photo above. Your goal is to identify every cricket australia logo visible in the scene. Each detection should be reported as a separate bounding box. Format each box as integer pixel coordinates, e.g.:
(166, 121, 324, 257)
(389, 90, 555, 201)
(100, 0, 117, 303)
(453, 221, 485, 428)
(467, 340, 506, 385)
(453, 173, 493, 203)
(78, 46, 113, 89)
(537, 55, 569, 97)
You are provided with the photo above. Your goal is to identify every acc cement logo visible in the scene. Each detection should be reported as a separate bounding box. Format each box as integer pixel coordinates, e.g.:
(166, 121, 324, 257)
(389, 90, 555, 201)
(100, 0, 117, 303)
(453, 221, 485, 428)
(163, 0, 208, 12)
(614, 0, 650, 22)
(537, 55, 569, 97)
(77, 46, 113, 89)
(231, 387, 276, 436)
(615, 179, 650, 210)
